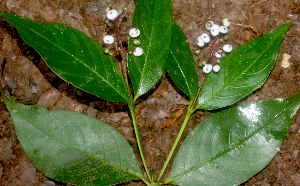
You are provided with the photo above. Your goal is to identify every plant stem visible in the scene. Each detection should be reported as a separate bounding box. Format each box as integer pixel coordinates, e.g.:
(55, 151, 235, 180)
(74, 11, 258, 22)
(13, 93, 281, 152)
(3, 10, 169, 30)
(120, 51, 133, 99)
(140, 176, 152, 186)
(157, 62, 207, 183)
(156, 103, 194, 183)
(120, 49, 151, 184)
(128, 103, 153, 183)
(191, 74, 206, 110)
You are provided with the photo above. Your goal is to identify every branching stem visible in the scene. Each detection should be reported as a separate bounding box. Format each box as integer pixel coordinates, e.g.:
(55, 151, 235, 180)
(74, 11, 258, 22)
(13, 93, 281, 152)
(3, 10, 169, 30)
(111, 11, 152, 184)
(120, 44, 152, 184)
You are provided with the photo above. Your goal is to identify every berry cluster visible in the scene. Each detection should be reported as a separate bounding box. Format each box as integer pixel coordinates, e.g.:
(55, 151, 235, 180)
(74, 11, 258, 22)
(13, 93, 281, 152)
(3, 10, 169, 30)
(102, 4, 143, 57)
(196, 18, 233, 73)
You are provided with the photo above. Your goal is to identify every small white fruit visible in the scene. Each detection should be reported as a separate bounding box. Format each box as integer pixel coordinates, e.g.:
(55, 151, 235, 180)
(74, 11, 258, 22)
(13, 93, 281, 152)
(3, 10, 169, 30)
(107, 9, 118, 20)
(201, 33, 210, 43)
(103, 35, 114, 44)
(222, 18, 230, 27)
(129, 28, 141, 38)
(223, 44, 233, 52)
(215, 50, 223, 58)
(205, 21, 214, 30)
(213, 64, 221, 72)
(133, 47, 143, 57)
(197, 38, 205, 47)
(210, 24, 220, 36)
(219, 26, 228, 34)
(203, 64, 213, 73)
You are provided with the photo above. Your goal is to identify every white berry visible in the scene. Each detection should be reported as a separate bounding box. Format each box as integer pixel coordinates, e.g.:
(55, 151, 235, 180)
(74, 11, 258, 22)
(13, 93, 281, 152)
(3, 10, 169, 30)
(201, 33, 210, 43)
(129, 28, 141, 38)
(197, 38, 205, 47)
(103, 35, 114, 44)
(133, 47, 143, 57)
(222, 18, 230, 27)
(205, 21, 214, 30)
(213, 64, 221, 72)
(219, 26, 228, 34)
(203, 64, 213, 73)
(210, 24, 220, 36)
(223, 44, 233, 52)
(107, 9, 118, 20)
(215, 50, 223, 58)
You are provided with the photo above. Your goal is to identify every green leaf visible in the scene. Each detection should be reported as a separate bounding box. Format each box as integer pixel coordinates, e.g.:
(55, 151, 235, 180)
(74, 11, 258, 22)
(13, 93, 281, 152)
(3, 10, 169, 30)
(2, 93, 143, 185)
(166, 23, 198, 100)
(0, 12, 130, 103)
(128, 0, 173, 101)
(166, 93, 300, 185)
(197, 23, 293, 110)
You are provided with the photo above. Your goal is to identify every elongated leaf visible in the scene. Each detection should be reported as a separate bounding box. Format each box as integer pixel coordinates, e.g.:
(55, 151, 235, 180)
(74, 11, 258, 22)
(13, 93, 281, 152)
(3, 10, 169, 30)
(197, 23, 292, 110)
(166, 93, 300, 185)
(128, 0, 173, 101)
(0, 13, 130, 103)
(2, 93, 143, 185)
(166, 23, 198, 100)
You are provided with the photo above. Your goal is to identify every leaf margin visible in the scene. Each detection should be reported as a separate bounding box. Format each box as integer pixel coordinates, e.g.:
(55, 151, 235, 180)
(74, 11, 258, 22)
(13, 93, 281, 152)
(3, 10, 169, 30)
(166, 93, 300, 185)
(1, 92, 144, 185)
(0, 12, 130, 103)
(196, 22, 293, 110)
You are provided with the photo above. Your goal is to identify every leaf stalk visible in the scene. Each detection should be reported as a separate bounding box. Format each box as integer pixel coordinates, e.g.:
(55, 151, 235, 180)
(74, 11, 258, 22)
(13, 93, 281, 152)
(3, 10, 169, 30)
(128, 103, 153, 183)
(156, 103, 194, 183)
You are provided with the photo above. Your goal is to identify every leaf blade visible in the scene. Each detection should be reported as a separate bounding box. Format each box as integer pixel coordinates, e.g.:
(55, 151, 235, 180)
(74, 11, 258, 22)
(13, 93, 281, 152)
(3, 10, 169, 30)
(167, 93, 300, 185)
(128, 0, 173, 101)
(197, 23, 292, 110)
(2, 93, 143, 185)
(0, 13, 130, 103)
(166, 23, 198, 100)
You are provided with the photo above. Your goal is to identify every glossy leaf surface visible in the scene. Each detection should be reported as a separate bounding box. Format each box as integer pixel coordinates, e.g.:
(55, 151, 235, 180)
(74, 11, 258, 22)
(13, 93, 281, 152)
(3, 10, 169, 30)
(166, 23, 198, 100)
(128, 0, 173, 101)
(167, 93, 300, 185)
(197, 23, 292, 110)
(2, 93, 143, 185)
(0, 12, 130, 103)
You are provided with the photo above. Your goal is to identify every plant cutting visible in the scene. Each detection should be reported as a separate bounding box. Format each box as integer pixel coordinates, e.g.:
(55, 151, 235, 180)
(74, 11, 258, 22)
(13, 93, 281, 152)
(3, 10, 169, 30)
(0, 0, 299, 185)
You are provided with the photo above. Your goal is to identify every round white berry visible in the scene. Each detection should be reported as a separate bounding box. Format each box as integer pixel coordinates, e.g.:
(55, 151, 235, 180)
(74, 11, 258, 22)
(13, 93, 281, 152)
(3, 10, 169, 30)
(219, 26, 228, 34)
(203, 64, 213, 73)
(133, 47, 143, 57)
(197, 38, 205, 47)
(210, 24, 220, 36)
(213, 64, 221, 72)
(205, 21, 214, 30)
(215, 50, 223, 58)
(107, 9, 118, 20)
(201, 33, 210, 43)
(223, 44, 233, 52)
(222, 18, 230, 27)
(197, 36, 202, 41)
(103, 35, 114, 44)
(129, 28, 141, 38)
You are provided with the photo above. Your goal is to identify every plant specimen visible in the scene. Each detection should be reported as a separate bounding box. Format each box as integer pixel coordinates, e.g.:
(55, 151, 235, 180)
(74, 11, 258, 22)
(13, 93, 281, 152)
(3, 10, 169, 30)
(0, 1, 299, 185)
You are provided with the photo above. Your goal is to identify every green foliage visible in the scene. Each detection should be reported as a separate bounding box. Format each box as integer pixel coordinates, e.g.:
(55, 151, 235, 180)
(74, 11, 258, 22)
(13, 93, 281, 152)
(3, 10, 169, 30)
(0, 2, 298, 186)
(0, 12, 130, 103)
(197, 23, 293, 110)
(2, 93, 143, 185)
(166, 23, 198, 101)
(128, 0, 174, 101)
(167, 93, 300, 185)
